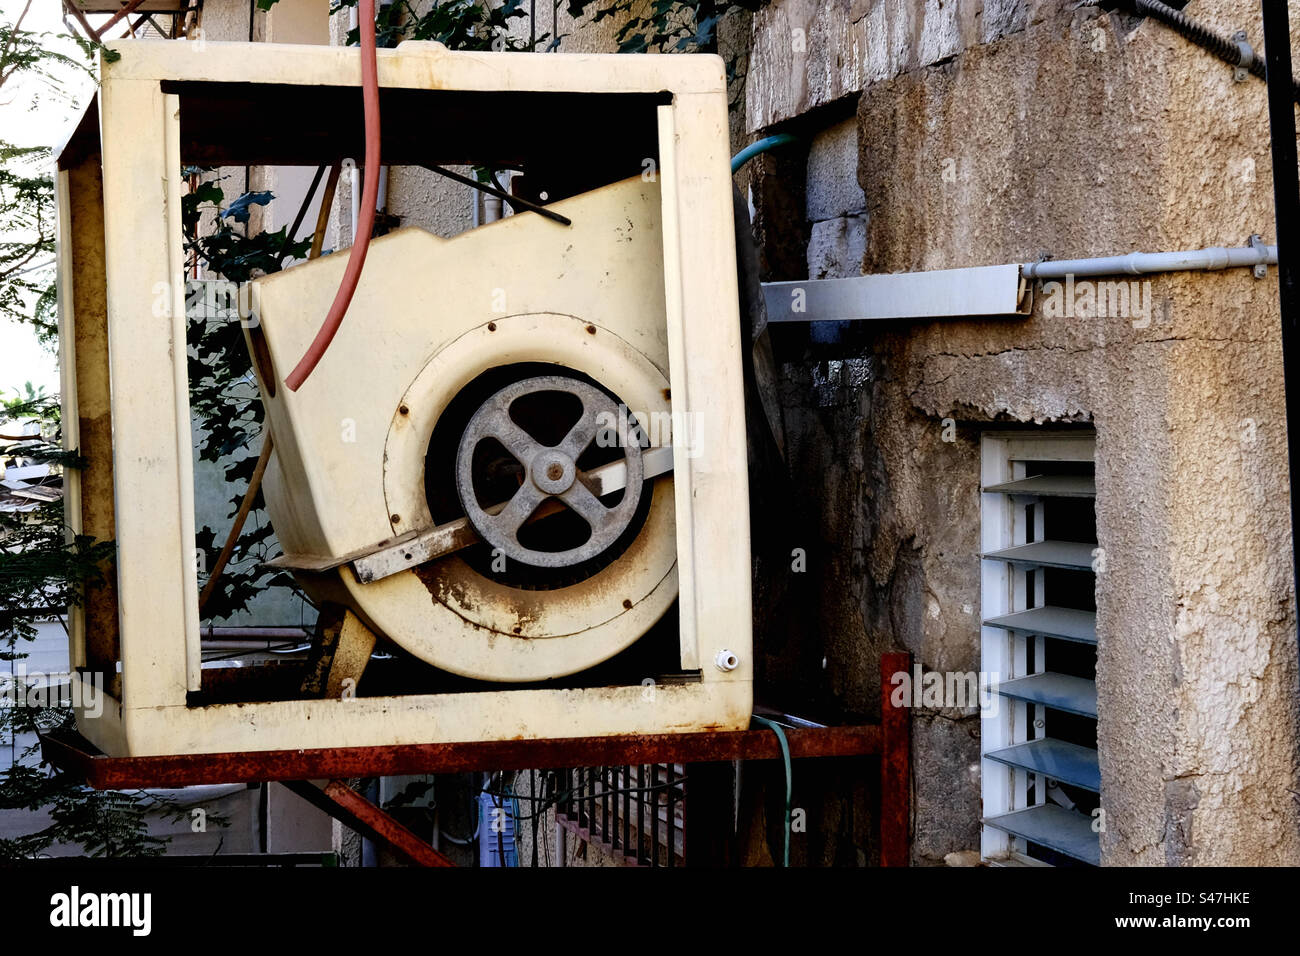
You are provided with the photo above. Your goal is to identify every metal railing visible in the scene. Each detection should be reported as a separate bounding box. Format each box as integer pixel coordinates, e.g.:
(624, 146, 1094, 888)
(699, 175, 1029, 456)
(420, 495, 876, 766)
(554, 764, 686, 867)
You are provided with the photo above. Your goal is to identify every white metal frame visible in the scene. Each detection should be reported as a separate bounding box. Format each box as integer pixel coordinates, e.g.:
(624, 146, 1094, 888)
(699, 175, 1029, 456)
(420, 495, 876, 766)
(980, 430, 1096, 864)
(57, 39, 753, 756)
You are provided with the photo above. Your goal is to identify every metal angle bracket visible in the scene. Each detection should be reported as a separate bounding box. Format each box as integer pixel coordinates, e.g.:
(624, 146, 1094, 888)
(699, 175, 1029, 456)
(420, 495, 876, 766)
(761, 263, 1032, 324)
(267, 445, 675, 584)
(1249, 234, 1270, 278)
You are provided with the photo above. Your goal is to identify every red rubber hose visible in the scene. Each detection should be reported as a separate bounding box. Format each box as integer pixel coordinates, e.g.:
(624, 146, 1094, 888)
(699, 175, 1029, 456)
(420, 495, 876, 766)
(284, 0, 381, 392)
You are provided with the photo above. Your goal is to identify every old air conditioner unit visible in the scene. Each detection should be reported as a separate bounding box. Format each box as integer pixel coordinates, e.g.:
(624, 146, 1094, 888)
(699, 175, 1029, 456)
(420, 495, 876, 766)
(56, 39, 751, 756)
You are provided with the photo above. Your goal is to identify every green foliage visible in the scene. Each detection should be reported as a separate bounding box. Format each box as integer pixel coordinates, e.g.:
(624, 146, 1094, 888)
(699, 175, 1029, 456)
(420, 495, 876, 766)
(568, 0, 732, 53)
(315, 0, 754, 57)
(0, 720, 231, 860)
(0, 396, 112, 650)
(182, 175, 309, 620)
(0, 2, 228, 865)
(0, 143, 57, 344)
(0, 3, 107, 92)
(328, 0, 540, 50)
(0, 766, 167, 860)
(1, 3, 117, 345)
(0, 394, 163, 862)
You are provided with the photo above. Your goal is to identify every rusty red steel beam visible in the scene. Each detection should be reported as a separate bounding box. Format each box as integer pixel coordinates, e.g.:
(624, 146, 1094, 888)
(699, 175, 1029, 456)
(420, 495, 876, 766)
(880, 650, 911, 867)
(61, 0, 99, 40)
(281, 779, 455, 867)
(39, 724, 883, 791)
(122, 12, 153, 37)
(92, 0, 149, 38)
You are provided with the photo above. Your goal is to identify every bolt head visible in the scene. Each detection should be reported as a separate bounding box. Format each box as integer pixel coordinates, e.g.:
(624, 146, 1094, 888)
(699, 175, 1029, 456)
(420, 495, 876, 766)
(531, 451, 576, 495)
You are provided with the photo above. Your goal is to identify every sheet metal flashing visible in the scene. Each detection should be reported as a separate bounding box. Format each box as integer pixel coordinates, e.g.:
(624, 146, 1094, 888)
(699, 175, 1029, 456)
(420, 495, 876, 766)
(762, 263, 1031, 323)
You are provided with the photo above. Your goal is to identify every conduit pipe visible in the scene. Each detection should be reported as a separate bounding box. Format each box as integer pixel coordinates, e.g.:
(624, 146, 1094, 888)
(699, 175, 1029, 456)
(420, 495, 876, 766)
(1134, 0, 1300, 100)
(1022, 242, 1277, 280)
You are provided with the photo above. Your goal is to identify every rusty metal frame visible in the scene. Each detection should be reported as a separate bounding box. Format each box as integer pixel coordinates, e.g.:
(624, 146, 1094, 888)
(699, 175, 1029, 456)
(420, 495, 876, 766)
(62, 0, 195, 42)
(880, 651, 910, 867)
(89, 0, 150, 39)
(40, 724, 881, 789)
(61, 1, 99, 40)
(39, 652, 912, 867)
(549, 651, 912, 867)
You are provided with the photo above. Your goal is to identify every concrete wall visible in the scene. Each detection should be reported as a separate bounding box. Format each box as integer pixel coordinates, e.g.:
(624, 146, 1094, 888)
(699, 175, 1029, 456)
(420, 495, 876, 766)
(746, 0, 1300, 864)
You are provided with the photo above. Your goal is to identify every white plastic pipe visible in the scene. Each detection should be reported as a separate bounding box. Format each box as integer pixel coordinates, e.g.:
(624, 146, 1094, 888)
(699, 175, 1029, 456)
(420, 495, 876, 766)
(1022, 242, 1277, 279)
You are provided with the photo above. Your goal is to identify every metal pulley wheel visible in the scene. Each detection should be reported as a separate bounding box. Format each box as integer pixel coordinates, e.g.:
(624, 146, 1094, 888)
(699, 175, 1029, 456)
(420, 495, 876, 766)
(455, 375, 645, 568)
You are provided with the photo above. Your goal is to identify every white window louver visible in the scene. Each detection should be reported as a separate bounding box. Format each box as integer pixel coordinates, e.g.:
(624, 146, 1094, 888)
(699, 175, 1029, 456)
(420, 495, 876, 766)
(979, 432, 1100, 866)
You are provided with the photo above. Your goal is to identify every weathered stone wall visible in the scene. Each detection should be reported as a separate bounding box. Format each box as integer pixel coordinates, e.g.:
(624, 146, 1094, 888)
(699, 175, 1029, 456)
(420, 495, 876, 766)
(746, 0, 1075, 131)
(747, 0, 1300, 864)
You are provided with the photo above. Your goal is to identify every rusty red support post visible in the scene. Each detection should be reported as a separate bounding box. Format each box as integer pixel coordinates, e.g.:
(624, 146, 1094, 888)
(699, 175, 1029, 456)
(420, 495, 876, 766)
(91, 0, 149, 38)
(61, 0, 99, 40)
(281, 779, 456, 867)
(880, 651, 911, 866)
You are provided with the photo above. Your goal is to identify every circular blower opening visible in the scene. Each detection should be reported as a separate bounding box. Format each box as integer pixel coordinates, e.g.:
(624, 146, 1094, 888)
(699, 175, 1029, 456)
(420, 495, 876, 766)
(424, 362, 653, 590)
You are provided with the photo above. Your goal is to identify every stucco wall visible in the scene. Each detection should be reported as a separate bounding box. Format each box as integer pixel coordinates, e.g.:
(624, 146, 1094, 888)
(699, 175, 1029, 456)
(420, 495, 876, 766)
(748, 0, 1300, 864)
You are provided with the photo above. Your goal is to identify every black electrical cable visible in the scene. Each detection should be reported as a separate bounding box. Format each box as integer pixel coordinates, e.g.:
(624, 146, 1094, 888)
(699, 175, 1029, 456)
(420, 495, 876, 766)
(419, 163, 571, 226)
(277, 164, 328, 266)
(482, 774, 688, 822)
(1132, 0, 1300, 99)
(485, 775, 687, 805)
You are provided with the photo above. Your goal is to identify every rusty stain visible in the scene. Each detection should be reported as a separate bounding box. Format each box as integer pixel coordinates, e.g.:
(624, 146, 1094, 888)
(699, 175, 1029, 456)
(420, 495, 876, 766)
(399, 404, 410, 416)
(403, 481, 675, 640)
(413, 558, 549, 638)
(585, 324, 596, 335)
(622, 598, 632, 609)
(487, 322, 497, 332)
(390, 513, 401, 524)
(662, 388, 671, 401)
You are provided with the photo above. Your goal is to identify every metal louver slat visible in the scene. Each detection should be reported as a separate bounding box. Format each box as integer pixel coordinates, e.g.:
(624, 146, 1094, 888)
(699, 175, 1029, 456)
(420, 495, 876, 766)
(983, 805, 1100, 866)
(982, 540, 1095, 570)
(982, 475, 1096, 497)
(997, 673, 1097, 718)
(985, 738, 1100, 792)
(982, 606, 1097, 644)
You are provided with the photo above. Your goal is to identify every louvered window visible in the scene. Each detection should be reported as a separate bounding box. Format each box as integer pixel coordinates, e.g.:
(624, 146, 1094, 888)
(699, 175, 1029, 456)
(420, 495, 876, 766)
(980, 431, 1099, 866)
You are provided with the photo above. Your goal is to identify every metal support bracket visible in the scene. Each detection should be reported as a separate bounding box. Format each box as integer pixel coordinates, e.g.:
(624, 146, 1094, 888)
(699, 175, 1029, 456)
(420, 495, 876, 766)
(1234, 30, 1254, 82)
(1250, 234, 1270, 278)
(281, 779, 456, 867)
(761, 263, 1031, 324)
(299, 607, 377, 700)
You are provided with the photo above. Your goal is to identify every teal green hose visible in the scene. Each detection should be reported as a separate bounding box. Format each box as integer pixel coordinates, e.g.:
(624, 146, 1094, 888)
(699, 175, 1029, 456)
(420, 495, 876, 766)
(751, 715, 792, 866)
(730, 133, 800, 173)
